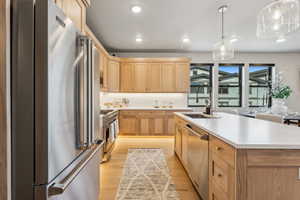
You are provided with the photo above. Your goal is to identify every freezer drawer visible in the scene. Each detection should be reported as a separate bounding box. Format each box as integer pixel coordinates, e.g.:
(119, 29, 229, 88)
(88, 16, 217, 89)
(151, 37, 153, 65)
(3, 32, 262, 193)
(47, 144, 102, 200)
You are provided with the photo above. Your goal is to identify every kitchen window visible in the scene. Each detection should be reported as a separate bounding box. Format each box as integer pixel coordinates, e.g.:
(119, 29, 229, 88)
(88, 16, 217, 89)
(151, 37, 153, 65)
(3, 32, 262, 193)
(218, 64, 243, 107)
(188, 63, 213, 107)
(248, 64, 273, 107)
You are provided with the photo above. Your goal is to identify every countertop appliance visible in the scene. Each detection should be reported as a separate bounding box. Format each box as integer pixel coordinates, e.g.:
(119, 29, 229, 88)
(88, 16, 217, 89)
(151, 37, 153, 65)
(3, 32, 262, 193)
(100, 110, 119, 162)
(186, 124, 209, 200)
(11, 0, 102, 199)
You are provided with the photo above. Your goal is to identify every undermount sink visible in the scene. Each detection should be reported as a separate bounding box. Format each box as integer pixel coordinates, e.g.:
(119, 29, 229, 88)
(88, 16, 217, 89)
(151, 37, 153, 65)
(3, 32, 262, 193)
(184, 113, 218, 119)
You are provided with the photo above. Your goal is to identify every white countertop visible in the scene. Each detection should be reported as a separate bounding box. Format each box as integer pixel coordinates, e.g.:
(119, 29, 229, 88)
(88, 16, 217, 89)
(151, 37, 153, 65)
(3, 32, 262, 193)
(175, 112, 300, 149)
(101, 107, 193, 111)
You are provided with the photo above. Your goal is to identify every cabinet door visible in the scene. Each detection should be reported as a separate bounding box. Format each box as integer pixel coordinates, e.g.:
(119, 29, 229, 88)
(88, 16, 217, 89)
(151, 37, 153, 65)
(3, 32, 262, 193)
(119, 111, 139, 135)
(147, 63, 162, 92)
(247, 167, 300, 200)
(161, 63, 176, 92)
(63, 0, 86, 32)
(120, 63, 135, 92)
(164, 111, 176, 135)
(152, 112, 165, 135)
(108, 60, 120, 92)
(175, 63, 190, 92)
(181, 127, 189, 168)
(175, 124, 182, 158)
(102, 54, 108, 90)
(134, 63, 148, 92)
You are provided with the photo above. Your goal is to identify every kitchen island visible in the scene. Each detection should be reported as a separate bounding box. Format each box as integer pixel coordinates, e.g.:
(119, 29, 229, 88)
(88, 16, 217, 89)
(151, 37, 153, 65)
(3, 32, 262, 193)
(174, 112, 300, 200)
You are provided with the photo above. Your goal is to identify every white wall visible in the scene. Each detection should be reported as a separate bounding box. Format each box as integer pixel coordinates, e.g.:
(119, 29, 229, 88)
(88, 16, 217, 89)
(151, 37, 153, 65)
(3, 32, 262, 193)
(113, 52, 300, 112)
(100, 92, 188, 108)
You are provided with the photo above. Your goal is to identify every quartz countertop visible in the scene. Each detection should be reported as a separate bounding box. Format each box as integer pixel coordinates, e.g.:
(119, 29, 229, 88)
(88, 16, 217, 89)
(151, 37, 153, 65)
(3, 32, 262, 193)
(100, 107, 193, 111)
(175, 112, 300, 149)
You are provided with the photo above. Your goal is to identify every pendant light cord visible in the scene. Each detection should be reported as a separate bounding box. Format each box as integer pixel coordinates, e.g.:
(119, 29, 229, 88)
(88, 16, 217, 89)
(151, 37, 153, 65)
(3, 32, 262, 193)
(221, 8, 224, 40)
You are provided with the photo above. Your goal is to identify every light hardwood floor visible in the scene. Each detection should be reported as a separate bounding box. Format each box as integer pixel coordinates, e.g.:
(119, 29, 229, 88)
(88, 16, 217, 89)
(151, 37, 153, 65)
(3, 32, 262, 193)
(99, 136, 200, 200)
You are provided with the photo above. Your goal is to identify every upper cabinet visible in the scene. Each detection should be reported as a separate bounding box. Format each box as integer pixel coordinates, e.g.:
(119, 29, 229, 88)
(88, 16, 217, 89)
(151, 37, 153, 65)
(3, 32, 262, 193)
(119, 58, 190, 93)
(161, 63, 176, 92)
(175, 63, 190, 93)
(147, 63, 162, 92)
(107, 60, 120, 92)
(54, 0, 86, 32)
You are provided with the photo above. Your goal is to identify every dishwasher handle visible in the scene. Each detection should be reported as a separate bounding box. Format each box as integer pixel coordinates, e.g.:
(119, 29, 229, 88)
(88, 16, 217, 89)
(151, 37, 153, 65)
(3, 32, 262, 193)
(186, 124, 209, 141)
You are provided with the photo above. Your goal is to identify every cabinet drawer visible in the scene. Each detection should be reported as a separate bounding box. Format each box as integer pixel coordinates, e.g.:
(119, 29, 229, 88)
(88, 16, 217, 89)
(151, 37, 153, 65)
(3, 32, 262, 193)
(210, 136, 236, 167)
(210, 153, 235, 200)
(210, 182, 229, 200)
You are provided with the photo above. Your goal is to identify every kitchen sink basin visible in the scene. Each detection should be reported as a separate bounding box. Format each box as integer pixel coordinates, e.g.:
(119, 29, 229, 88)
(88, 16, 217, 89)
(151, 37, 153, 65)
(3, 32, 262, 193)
(184, 113, 218, 119)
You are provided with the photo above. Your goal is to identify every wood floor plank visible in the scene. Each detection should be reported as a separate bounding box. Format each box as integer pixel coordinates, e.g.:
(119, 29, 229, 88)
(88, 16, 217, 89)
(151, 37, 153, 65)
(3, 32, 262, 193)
(99, 136, 200, 200)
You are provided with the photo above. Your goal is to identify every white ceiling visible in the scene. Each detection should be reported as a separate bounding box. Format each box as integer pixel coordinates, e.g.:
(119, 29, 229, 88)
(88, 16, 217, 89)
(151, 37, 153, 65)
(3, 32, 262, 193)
(86, 0, 300, 53)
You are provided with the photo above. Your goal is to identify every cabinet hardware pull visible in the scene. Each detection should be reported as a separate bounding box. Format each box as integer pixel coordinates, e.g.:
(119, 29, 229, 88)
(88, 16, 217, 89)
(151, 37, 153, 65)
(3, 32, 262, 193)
(218, 174, 222, 178)
(212, 160, 215, 176)
(216, 146, 223, 151)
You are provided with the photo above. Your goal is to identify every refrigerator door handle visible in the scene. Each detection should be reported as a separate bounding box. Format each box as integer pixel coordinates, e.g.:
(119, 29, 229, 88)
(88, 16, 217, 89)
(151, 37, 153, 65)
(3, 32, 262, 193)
(76, 36, 89, 149)
(48, 143, 103, 196)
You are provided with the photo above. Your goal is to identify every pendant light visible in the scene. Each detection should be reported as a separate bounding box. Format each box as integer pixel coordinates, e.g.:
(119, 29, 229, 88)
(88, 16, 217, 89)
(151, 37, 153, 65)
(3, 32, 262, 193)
(257, 0, 300, 39)
(213, 5, 234, 61)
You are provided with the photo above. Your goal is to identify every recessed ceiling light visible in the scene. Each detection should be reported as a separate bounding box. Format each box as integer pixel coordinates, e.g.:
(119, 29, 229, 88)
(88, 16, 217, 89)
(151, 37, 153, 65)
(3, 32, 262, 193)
(136, 37, 143, 43)
(131, 6, 142, 14)
(182, 37, 190, 43)
(276, 36, 286, 43)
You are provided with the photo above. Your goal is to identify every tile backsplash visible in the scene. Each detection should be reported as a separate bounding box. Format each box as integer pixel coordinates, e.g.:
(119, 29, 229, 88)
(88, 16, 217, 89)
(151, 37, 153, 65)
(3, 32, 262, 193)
(100, 92, 188, 108)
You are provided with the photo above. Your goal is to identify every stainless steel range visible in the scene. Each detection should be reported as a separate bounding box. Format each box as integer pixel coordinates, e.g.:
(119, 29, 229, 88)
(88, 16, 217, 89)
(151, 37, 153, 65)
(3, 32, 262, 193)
(100, 110, 119, 162)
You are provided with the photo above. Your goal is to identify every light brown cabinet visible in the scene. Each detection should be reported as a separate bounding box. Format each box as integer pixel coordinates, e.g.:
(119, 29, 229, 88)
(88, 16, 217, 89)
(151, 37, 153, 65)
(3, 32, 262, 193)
(120, 63, 135, 92)
(107, 60, 120, 92)
(119, 110, 190, 136)
(147, 63, 162, 92)
(181, 127, 189, 167)
(161, 63, 176, 92)
(133, 63, 148, 92)
(174, 125, 182, 158)
(175, 63, 190, 93)
(119, 58, 190, 93)
(118, 111, 139, 135)
(54, 0, 86, 32)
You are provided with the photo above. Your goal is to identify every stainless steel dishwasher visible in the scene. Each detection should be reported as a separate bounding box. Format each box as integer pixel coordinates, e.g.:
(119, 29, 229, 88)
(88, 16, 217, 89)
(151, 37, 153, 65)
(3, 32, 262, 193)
(186, 124, 209, 200)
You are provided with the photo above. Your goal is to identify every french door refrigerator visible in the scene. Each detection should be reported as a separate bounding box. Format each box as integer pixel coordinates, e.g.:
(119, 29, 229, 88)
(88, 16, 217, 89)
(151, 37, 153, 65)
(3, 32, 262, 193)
(11, 0, 102, 200)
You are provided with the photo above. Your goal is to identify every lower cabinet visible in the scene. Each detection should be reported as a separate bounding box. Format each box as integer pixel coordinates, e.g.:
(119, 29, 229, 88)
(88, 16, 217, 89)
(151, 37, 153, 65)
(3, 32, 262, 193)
(181, 127, 189, 167)
(118, 111, 139, 135)
(174, 124, 182, 158)
(119, 110, 190, 136)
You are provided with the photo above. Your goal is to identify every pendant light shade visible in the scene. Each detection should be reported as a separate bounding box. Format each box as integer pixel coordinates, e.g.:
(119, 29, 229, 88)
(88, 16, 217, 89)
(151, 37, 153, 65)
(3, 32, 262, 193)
(257, 0, 300, 39)
(213, 40, 234, 61)
(212, 5, 234, 61)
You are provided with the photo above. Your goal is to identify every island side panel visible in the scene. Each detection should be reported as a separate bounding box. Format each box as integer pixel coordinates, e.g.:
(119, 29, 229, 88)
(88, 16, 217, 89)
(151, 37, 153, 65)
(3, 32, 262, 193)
(240, 149, 300, 200)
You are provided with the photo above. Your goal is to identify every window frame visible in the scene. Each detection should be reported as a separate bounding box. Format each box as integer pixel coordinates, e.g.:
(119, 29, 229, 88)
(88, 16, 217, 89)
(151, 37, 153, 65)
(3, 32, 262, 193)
(188, 63, 214, 107)
(248, 63, 274, 108)
(218, 63, 244, 108)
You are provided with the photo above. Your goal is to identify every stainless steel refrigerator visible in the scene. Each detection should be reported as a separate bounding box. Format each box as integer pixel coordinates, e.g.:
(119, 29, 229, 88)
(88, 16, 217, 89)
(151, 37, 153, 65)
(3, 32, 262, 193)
(11, 0, 102, 199)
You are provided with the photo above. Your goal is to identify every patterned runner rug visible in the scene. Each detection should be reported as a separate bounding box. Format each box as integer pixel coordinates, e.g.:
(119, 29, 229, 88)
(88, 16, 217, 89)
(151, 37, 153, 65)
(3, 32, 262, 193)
(115, 148, 180, 200)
